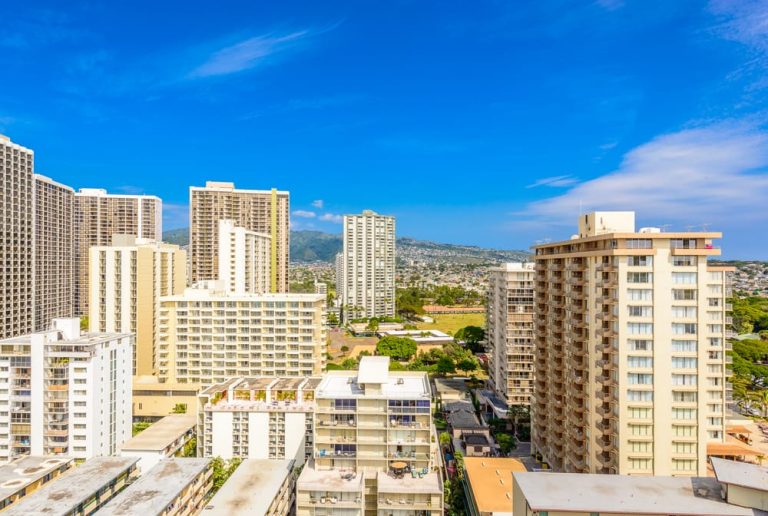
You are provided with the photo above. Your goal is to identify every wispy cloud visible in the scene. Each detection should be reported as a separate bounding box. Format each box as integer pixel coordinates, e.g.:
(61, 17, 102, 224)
(162, 203, 189, 230)
(522, 120, 768, 228)
(594, 0, 625, 12)
(311, 200, 324, 208)
(116, 185, 145, 195)
(526, 175, 579, 188)
(292, 210, 317, 218)
(319, 213, 343, 223)
(189, 30, 311, 78)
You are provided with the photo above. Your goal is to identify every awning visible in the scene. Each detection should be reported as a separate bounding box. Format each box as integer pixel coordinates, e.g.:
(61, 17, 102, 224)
(726, 425, 752, 435)
(707, 437, 762, 457)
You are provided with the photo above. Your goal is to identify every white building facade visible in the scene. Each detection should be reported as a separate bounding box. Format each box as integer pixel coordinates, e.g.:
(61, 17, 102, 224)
(217, 219, 271, 295)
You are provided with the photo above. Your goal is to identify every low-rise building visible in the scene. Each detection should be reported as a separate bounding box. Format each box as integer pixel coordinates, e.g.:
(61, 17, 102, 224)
(433, 377, 469, 404)
(3, 456, 139, 516)
(204, 459, 296, 516)
(711, 457, 768, 511)
(119, 414, 197, 473)
(378, 329, 453, 346)
(0, 318, 132, 461)
(464, 457, 527, 516)
(511, 468, 758, 516)
(0, 456, 73, 511)
(198, 377, 320, 463)
(131, 377, 200, 420)
(98, 458, 212, 516)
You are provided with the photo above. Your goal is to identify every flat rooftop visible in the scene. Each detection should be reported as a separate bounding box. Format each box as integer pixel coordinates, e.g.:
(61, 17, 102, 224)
(4, 456, 139, 515)
(0, 456, 73, 500)
(0, 330, 130, 346)
(99, 459, 210, 515)
(317, 371, 431, 399)
(120, 414, 196, 452)
(433, 377, 469, 395)
(464, 457, 526, 513)
(712, 457, 768, 492)
(377, 471, 442, 494)
(512, 472, 754, 515)
(204, 459, 293, 515)
(297, 464, 365, 493)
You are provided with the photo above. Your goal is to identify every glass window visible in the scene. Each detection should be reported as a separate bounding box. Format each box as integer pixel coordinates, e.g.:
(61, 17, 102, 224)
(628, 289, 653, 301)
(673, 256, 697, 266)
(672, 340, 697, 352)
(628, 339, 653, 351)
(672, 306, 697, 318)
(673, 289, 697, 301)
(672, 357, 697, 369)
(628, 323, 653, 335)
(672, 323, 697, 335)
(628, 256, 652, 266)
(628, 356, 653, 368)
(672, 272, 698, 284)
(628, 306, 653, 317)
(628, 272, 653, 283)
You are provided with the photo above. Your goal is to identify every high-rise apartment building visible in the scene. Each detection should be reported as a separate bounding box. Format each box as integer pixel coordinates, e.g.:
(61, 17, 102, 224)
(34, 175, 75, 332)
(0, 135, 34, 339)
(189, 182, 289, 292)
(74, 188, 162, 315)
(487, 262, 535, 407)
(531, 212, 731, 477)
(89, 235, 187, 376)
(217, 219, 271, 295)
(0, 318, 133, 461)
(296, 357, 443, 515)
(157, 282, 326, 386)
(339, 210, 396, 320)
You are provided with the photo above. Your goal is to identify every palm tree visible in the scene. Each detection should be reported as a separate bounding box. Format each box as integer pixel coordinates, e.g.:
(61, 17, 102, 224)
(758, 390, 768, 418)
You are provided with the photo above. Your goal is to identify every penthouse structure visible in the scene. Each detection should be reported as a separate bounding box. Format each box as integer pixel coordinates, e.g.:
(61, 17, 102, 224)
(88, 235, 186, 376)
(296, 356, 443, 515)
(0, 318, 133, 461)
(157, 282, 326, 387)
(339, 210, 396, 320)
(34, 174, 75, 332)
(74, 187, 162, 315)
(532, 212, 732, 476)
(198, 376, 320, 462)
(487, 262, 535, 406)
(217, 219, 271, 294)
(189, 181, 289, 292)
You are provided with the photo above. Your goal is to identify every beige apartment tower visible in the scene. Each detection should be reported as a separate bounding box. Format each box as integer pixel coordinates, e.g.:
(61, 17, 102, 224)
(0, 135, 35, 339)
(189, 182, 289, 292)
(531, 212, 731, 477)
(89, 236, 187, 376)
(34, 175, 75, 331)
(74, 188, 162, 315)
(339, 210, 396, 320)
(487, 262, 535, 406)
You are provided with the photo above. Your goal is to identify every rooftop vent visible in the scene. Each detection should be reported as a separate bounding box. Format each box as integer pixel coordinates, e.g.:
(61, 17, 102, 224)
(639, 227, 661, 233)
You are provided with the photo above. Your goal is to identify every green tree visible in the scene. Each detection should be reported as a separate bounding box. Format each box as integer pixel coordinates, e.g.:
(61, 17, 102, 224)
(341, 358, 358, 370)
(327, 312, 339, 326)
(436, 356, 456, 375)
(366, 318, 380, 333)
(79, 316, 89, 331)
(376, 336, 417, 361)
(210, 457, 242, 494)
(172, 403, 187, 414)
(439, 432, 451, 449)
(340, 345, 350, 353)
(496, 433, 517, 454)
(455, 325, 486, 353)
(457, 357, 478, 374)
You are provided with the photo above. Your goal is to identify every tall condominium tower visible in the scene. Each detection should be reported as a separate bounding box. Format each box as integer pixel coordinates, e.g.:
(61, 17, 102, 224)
(157, 282, 326, 387)
(74, 188, 162, 315)
(189, 182, 289, 292)
(0, 318, 133, 461)
(531, 212, 731, 477)
(89, 235, 187, 376)
(0, 135, 34, 339)
(217, 219, 271, 295)
(339, 210, 396, 320)
(487, 262, 535, 407)
(34, 175, 75, 331)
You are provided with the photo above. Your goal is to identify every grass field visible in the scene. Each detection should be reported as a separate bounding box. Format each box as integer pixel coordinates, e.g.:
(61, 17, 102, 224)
(415, 313, 485, 335)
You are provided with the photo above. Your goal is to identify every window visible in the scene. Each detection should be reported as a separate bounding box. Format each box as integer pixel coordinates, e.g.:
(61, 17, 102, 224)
(630, 441, 652, 452)
(672, 272, 698, 284)
(673, 289, 697, 301)
(627, 289, 653, 301)
(334, 399, 357, 410)
(672, 408, 697, 420)
(626, 239, 652, 249)
(672, 306, 697, 318)
(627, 390, 653, 401)
(672, 357, 697, 369)
(628, 458, 652, 470)
(672, 323, 697, 335)
(672, 340, 697, 352)
(628, 407, 652, 419)
(673, 391, 697, 403)
(628, 323, 653, 335)
(628, 256, 652, 266)
(673, 256, 697, 266)
(628, 272, 652, 283)
(707, 324, 723, 334)
(628, 340, 653, 351)
(629, 424, 652, 436)
(628, 306, 653, 317)
(673, 425, 695, 437)
(628, 356, 653, 368)
(628, 373, 653, 385)
(707, 271, 723, 281)
(673, 459, 697, 471)
(671, 239, 697, 249)
(672, 374, 697, 386)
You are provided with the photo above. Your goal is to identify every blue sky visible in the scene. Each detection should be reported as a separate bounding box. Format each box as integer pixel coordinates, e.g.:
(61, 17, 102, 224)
(2, 0, 768, 258)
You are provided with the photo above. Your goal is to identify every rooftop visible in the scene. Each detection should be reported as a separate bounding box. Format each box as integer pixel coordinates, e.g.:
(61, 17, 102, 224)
(464, 457, 526, 513)
(433, 377, 469, 396)
(163, 285, 324, 302)
(512, 472, 754, 515)
(3, 457, 139, 516)
(712, 457, 768, 492)
(464, 434, 490, 446)
(119, 414, 196, 452)
(317, 368, 431, 400)
(358, 356, 390, 384)
(448, 409, 483, 429)
(0, 457, 73, 500)
(443, 400, 474, 413)
(297, 464, 365, 493)
(98, 459, 210, 515)
(204, 459, 293, 515)
(376, 471, 443, 494)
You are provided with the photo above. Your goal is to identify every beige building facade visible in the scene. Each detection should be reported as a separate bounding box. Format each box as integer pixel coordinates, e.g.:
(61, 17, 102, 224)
(74, 188, 162, 315)
(157, 282, 326, 386)
(189, 181, 289, 292)
(217, 219, 271, 294)
(487, 262, 535, 406)
(89, 235, 186, 376)
(532, 212, 731, 477)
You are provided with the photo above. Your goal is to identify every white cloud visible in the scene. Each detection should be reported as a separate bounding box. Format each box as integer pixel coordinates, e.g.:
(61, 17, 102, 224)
(526, 175, 579, 189)
(311, 199, 324, 208)
(524, 120, 768, 228)
(709, 0, 768, 53)
(292, 210, 316, 218)
(190, 30, 310, 78)
(319, 213, 343, 223)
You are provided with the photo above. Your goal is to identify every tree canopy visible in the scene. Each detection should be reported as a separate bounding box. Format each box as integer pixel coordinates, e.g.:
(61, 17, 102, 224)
(376, 336, 418, 361)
